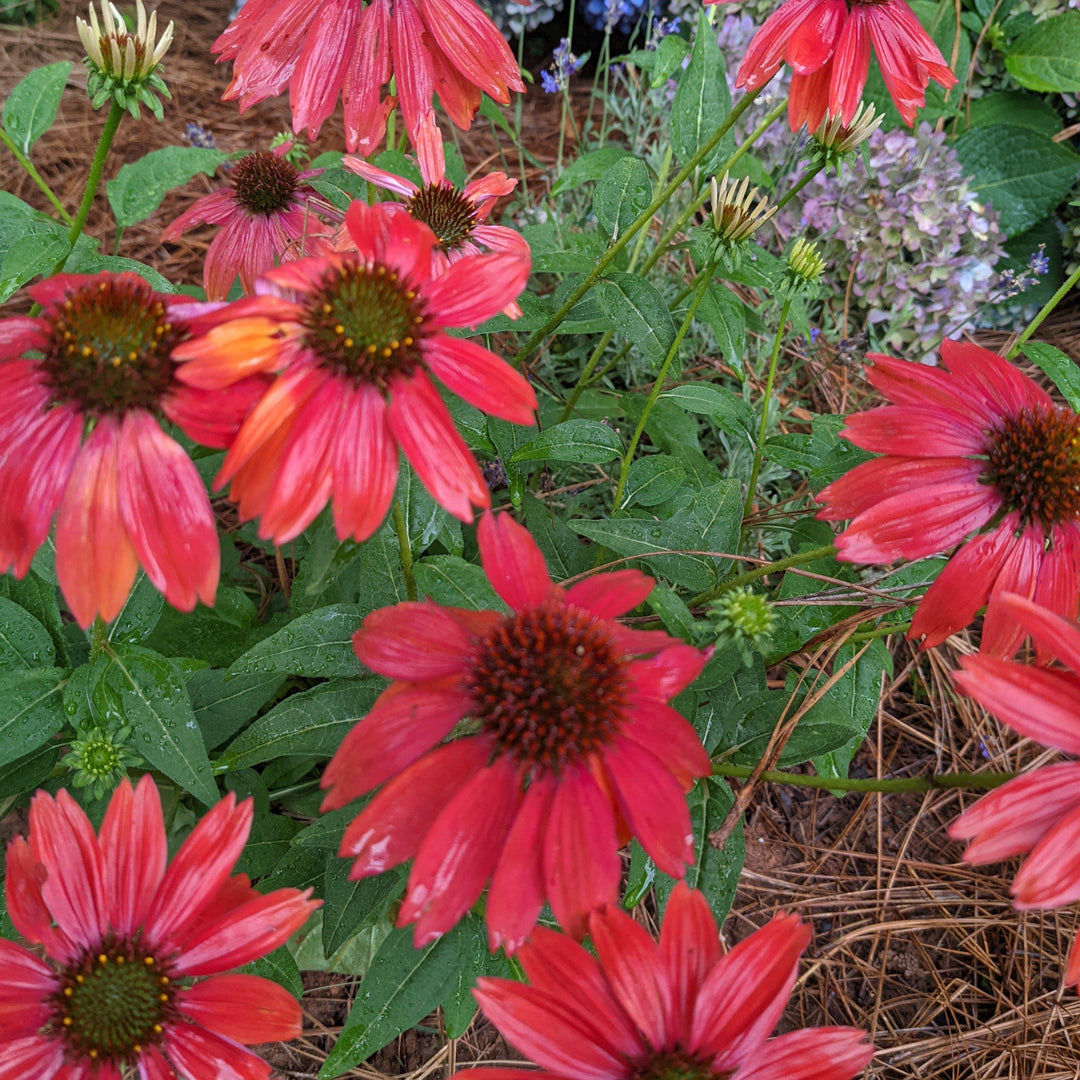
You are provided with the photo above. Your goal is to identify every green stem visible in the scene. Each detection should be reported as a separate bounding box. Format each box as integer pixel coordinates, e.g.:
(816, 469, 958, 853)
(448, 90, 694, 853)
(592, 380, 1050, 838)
(513, 86, 764, 367)
(54, 100, 124, 274)
(1005, 261, 1080, 360)
(89, 616, 110, 661)
(688, 542, 834, 608)
(743, 297, 791, 529)
(772, 161, 824, 213)
(713, 762, 1016, 794)
(613, 268, 714, 508)
(392, 501, 418, 602)
(847, 619, 911, 644)
(0, 128, 73, 225)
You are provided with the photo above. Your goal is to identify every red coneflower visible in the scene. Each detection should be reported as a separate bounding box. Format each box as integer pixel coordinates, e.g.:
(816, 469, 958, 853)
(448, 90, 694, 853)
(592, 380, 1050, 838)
(162, 148, 333, 301)
(212, 0, 524, 155)
(817, 340, 1080, 655)
(459, 884, 874, 1080)
(322, 511, 713, 951)
(712, 0, 956, 130)
(0, 775, 318, 1080)
(949, 594, 1080, 992)
(0, 272, 265, 627)
(173, 200, 534, 544)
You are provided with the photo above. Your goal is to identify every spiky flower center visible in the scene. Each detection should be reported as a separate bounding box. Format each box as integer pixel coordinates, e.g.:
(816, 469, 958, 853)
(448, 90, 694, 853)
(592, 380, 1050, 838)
(631, 1047, 729, 1080)
(232, 151, 300, 216)
(40, 278, 185, 417)
(406, 183, 479, 251)
(51, 940, 175, 1067)
(302, 261, 430, 387)
(71, 730, 123, 779)
(986, 406, 1080, 530)
(464, 600, 629, 770)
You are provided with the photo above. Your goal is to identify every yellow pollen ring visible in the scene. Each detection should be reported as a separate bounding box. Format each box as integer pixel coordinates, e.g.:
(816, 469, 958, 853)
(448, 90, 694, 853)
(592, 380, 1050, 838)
(98, 954, 108, 964)
(63, 987, 73, 997)
(145, 957, 155, 966)
(381, 347, 392, 358)
(322, 303, 332, 314)
(111, 356, 122, 367)
(334, 324, 345, 334)
(76, 975, 85, 984)
(343, 338, 354, 348)
(403, 337, 413, 347)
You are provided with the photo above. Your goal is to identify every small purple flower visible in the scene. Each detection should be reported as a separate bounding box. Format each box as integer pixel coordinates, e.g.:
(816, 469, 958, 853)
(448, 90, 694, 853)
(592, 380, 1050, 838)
(185, 121, 215, 149)
(540, 70, 559, 93)
(1029, 244, 1050, 276)
(542, 38, 586, 93)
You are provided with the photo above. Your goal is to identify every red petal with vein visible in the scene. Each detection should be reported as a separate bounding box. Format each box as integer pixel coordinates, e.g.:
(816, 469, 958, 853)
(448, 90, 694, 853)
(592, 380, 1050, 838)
(841, 405, 986, 457)
(386, 369, 489, 521)
(660, 882, 722, 1042)
(138, 1044, 176, 1080)
(953, 658, 1080, 756)
(998, 591, 1080, 673)
(627, 644, 711, 701)
(424, 335, 537, 424)
(565, 570, 654, 618)
(399, 755, 521, 946)
(0, 1035, 65, 1080)
(4, 838, 72, 962)
(940, 339, 1049, 415)
(0, 939, 56, 999)
(736, 0, 824, 88)
(0, 316, 48, 356)
(472, 979, 628, 1080)
(689, 913, 810, 1068)
(788, 61, 832, 131)
(478, 510, 552, 610)
(588, 905, 667, 1050)
(331, 382, 400, 542)
(1012, 803, 1080, 909)
(543, 763, 621, 940)
(353, 601, 473, 678)
(979, 525, 1043, 657)
(163, 378, 267, 451)
(291, 0, 358, 138)
(486, 772, 555, 954)
(748, 1027, 875, 1080)
(605, 738, 694, 877)
(390, 0, 434, 139)
(785, 0, 844, 73)
(864, 351, 996, 420)
(424, 253, 531, 328)
(173, 312, 300, 389)
(0, 999, 52, 1039)
(948, 762, 1080, 863)
(164, 1023, 273, 1080)
(147, 795, 252, 949)
(99, 775, 166, 937)
(320, 677, 467, 809)
(829, 6, 871, 122)
(342, 0, 395, 155)
(173, 888, 318, 976)
(338, 737, 491, 875)
(622, 702, 711, 790)
(117, 411, 219, 611)
(179, 974, 302, 1042)
(1067, 931, 1080, 990)
(1031, 535, 1080, 663)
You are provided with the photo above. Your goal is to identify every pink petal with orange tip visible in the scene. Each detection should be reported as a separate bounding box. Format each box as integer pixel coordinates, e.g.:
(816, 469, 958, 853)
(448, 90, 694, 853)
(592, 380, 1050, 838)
(542, 762, 621, 940)
(178, 974, 302, 1043)
(386, 369, 489, 521)
(424, 252, 530, 328)
(424, 335, 537, 425)
(163, 376, 267, 451)
(787, 60, 833, 131)
(117, 410, 219, 612)
(748, 1027, 875, 1080)
(1011, 803, 1080, 910)
(565, 569, 654, 618)
(477, 510, 552, 610)
(320, 676, 468, 808)
(164, 1022, 274, 1080)
(55, 419, 139, 627)
(353, 601, 474, 679)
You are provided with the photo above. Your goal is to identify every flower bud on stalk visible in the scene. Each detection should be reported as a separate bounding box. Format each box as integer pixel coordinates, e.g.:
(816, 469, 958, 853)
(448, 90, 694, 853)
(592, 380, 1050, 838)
(810, 102, 884, 174)
(705, 172, 777, 270)
(782, 237, 827, 296)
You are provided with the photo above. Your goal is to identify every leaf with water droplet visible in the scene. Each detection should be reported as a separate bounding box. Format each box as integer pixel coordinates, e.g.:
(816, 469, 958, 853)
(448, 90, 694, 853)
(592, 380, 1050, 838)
(0, 667, 67, 769)
(0, 596, 55, 672)
(228, 605, 366, 679)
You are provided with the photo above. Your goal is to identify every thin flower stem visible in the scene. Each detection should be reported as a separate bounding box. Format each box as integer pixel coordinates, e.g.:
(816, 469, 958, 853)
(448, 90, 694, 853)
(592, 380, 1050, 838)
(89, 616, 110, 661)
(1006, 261, 1080, 360)
(743, 296, 792, 529)
(613, 268, 714, 508)
(513, 86, 764, 367)
(847, 619, 912, 643)
(772, 161, 823, 213)
(54, 99, 125, 274)
(688, 542, 834, 607)
(713, 761, 1017, 793)
(392, 500, 418, 602)
(515, 25, 529, 197)
(0, 128, 74, 225)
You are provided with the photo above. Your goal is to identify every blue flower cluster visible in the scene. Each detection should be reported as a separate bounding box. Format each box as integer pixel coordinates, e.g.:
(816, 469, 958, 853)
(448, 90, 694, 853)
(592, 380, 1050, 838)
(540, 38, 586, 93)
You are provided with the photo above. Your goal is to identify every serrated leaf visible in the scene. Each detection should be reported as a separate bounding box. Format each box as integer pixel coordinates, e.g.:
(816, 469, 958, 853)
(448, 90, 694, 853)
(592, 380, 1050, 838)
(107, 146, 228, 228)
(2, 61, 71, 155)
(228, 605, 365, 678)
(0, 667, 66, 768)
(0, 596, 55, 671)
(597, 273, 676, 368)
(1022, 341, 1080, 411)
(220, 679, 381, 769)
(510, 419, 623, 464)
(1005, 11, 1080, 93)
(594, 156, 652, 240)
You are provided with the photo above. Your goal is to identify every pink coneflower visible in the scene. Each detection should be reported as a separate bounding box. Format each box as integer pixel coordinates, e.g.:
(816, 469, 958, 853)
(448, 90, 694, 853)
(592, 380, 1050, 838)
(817, 340, 1080, 655)
(711, 0, 956, 130)
(0, 775, 319, 1079)
(459, 883, 874, 1080)
(162, 148, 333, 301)
(211, 0, 524, 155)
(322, 511, 713, 951)
(0, 272, 265, 627)
(949, 593, 1080, 992)
(172, 200, 534, 544)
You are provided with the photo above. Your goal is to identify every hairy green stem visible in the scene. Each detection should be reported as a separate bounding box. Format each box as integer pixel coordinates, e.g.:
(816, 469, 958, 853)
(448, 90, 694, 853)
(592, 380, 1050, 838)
(513, 86, 764, 367)
(743, 297, 792, 529)
(688, 542, 834, 608)
(1006, 261, 1080, 360)
(0, 128, 73, 225)
(713, 762, 1016, 793)
(392, 501, 418, 602)
(613, 268, 714, 507)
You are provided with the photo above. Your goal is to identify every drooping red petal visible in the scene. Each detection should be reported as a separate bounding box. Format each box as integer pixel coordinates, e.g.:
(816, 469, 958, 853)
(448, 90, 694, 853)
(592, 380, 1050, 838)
(748, 1027, 875, 1080)
(622, 700, 712, 790)
(423, 253, 530, 328)
(997, 591, 1080, 673)
(164, 1023, 273, 1080)
(178, 974, 301, 1043)
(4, 837, 72, 962)
(1011, 803, 1080, 910)
(0, 939, 56, 1000)
(477, 510, 553, 610)
(829, 6, 871, 123)
(565, 570, 655, 619)
(290, 0, 359, 139)
(784, 0, 845, 74)
(352, 601, 474, 679)
(978, 525, 1043, 657)
(735, 0, 826, 90)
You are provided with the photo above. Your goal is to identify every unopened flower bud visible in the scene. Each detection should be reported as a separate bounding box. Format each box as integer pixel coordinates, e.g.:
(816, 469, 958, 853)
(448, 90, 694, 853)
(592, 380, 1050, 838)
(704, 173, 777, 270)
(783, 237, 826, 294)
(709, 587, 775, 665)
(810, 102, 883, 173)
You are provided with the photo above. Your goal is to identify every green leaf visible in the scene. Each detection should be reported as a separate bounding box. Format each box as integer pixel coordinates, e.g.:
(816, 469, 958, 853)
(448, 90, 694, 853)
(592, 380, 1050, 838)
(0, 572, 66, 666)
(146, 585, 258, 667)
(322, 858, 406, 957)
(0, 741, 60, 798)
(237, 815, 305, 878)
(220, 678, 381, 769)
(105, 573, 163, 646)
(289, 910, 390, 977)
(510, 419, 623, 464)
(596, 273, 676, 369)
(954, 125, 1080, 238)
(594, 156, 652, 240)
(1005, 11, 1080, 93)
(319, 923, 467, 1078)
(228, 605, 365, 678)
(99, 645, 218, 805)
(187, 669, 286, 751)
(671, 17, 732, 176)
(967, 91, 1063, 135)
(0, 667, 66, 769)
(621, 454, 686, 509)
(441, 915, 512, 1037)
(0, 596, 55, 671)
(1022, 341, 1080, 411)
(550, 146, 629, 196)
(107, 146, 228, 227)
(2, 61, 71, 155)
(650, 33, 690, 87)
(413, 556, 500, 610)
(697, 283, 746, 373)
(239, 945, 304, 999)
(523, 493, 592, 578)
(0, 216, 93, 301)
(661, 383, 751, 427)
